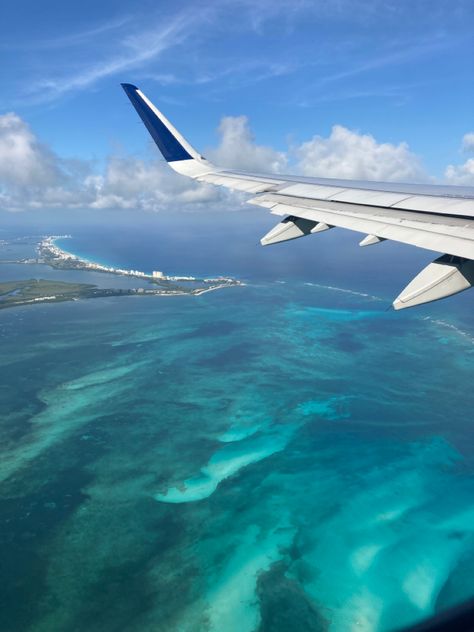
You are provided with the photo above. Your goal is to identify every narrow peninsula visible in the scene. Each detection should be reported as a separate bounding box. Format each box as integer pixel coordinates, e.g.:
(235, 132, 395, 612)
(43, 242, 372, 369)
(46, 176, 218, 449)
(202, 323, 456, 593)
(0, 235, 243, 310)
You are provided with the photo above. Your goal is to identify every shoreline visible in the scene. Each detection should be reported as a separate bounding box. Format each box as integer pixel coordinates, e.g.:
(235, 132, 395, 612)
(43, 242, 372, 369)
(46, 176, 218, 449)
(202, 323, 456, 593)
(0, 278, 198, 311)
(39, 235, 241, 288)
(53, 237, 114, 271)
(0, 235, 244, 310)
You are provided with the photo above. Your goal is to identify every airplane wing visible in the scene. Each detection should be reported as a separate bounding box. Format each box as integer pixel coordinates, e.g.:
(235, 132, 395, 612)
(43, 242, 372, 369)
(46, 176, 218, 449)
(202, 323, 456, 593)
(121, 83, 474, 309)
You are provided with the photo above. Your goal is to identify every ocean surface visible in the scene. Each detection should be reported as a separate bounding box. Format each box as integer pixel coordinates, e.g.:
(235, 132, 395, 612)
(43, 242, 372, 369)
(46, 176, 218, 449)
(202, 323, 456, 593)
(1, 212, 474, 632)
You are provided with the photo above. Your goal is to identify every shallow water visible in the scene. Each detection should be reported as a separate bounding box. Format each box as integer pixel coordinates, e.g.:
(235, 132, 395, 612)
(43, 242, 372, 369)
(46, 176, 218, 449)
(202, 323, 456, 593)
(1, 277, 474, 632)
(1, 221, 474, 631)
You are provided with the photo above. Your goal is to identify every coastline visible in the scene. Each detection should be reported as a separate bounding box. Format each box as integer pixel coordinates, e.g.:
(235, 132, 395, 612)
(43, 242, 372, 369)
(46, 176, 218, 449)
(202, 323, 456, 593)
(0, 234, 244, 310)
(42, 235, 150, 279)
(53, 237, 114, 271)
(40, 235, 240, 287)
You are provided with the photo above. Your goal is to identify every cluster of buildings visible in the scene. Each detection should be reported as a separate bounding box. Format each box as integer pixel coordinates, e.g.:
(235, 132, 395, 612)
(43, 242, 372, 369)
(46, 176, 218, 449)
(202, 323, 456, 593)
(37, 236, 240, 288)
(39, 236, 170, 281)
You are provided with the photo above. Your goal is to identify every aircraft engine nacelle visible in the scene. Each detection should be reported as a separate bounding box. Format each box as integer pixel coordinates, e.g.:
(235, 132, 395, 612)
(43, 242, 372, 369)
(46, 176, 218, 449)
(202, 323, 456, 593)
(393, 255, 474, 309)
(261, 216, 332, 246)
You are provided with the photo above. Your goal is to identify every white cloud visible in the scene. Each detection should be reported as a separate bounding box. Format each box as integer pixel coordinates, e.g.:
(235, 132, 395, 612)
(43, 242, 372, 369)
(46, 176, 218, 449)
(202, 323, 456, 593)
(462, 132, 474, 153)
(0, 113, 61, 188)
(28, 10, 205, 103)
(208, 115, 287, 173)
(445, 159, 474, 185)
(0, 113, 88, 211)
(6, 0, 469, 111)
(87, 157, 222, 211)
(294, 124, 427, 182)
(0, 112, 235, 212)
(443, 132, 474, 185)
(209, 117, 428, 185)
(7, 111, 474, 213)
(2, 16, 132, 52)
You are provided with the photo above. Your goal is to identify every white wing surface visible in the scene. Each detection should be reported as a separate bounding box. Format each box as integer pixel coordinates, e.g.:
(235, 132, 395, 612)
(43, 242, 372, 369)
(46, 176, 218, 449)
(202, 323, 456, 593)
(121, 83, 474, 309)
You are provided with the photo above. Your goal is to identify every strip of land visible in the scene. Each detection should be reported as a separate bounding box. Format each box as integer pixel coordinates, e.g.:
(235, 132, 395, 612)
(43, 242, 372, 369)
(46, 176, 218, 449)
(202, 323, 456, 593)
(0, 278, 226, 310)
(38, 236, 239, 288)
(0, 236, 243, 309)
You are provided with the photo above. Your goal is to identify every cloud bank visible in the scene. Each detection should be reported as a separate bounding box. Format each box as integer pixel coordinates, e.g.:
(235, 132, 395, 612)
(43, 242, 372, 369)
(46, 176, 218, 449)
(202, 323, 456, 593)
(444, 132, 474, 185)
(208, 115, 287, 173)
(0, 112, 472, 212)
(295, 125, 427, 182)
(0, 112, 225, 212)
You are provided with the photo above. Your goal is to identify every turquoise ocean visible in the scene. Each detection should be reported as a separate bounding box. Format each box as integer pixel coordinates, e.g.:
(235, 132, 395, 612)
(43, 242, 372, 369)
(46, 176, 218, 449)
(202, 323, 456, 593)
(1, 212, 474, 632)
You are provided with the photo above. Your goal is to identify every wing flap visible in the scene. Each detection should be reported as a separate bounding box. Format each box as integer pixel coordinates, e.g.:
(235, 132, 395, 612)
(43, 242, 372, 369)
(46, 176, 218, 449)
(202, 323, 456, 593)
(271, 183, 474, 217)
(392, 196, 474, 214)
(250, 194, 474, 260)
(325, 189, 411, 206)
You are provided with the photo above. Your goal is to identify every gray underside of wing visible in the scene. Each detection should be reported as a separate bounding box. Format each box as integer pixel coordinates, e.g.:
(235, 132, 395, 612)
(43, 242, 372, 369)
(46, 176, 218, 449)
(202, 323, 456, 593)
(195, 167, 474, 308)
(195, 168, 474, 260)
(250, 192, 474, 260)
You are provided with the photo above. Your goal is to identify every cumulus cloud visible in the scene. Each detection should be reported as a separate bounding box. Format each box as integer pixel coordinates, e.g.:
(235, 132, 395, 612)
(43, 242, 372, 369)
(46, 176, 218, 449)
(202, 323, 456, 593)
(444, 132, 474, 185)
(0, 113, 95, 211)
(3, 111, 473, 213)
(462, 132, 474, 153)
(0, 113, 62, 188)
(0, 112, 287, 211)
(445, 159, 474, 185)
(0, 112, 227, 212)
(208, 115, 287, 173)
(294, 124, 427, 182)
(86, 157, 222, 211)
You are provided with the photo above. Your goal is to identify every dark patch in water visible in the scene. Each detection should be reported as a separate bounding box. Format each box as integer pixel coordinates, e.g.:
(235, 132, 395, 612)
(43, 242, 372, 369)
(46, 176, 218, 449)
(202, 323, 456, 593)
(69, 553, 159, 632)
(256, 561, 328, 632)
(181, 320, 240, 338)
(322, 331, 364, 353)
(58, 505, 201, 632)
(0, 466, 92, 632)
(0, 419, 112, 632)
(197, 344, 256, 368)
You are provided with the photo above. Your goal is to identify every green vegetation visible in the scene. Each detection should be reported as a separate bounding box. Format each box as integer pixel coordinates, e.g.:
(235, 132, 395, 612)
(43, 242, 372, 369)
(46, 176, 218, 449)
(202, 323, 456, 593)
(0, 277, 222, 310)
(0, 279, 95, 296)
(0, 279, 98, 309)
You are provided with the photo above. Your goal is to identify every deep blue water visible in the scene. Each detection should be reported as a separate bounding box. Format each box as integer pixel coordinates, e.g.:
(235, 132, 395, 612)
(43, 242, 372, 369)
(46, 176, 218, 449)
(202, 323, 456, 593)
(1, 214, 474, 632)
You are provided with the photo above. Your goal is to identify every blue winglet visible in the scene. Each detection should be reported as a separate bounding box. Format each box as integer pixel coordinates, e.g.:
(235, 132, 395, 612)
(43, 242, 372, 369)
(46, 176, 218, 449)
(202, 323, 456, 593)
(121, 83, 192, 162)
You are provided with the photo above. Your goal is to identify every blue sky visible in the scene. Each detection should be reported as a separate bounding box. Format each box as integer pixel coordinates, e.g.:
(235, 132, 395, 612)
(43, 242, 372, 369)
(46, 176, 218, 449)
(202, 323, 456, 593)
(1, 0, 474, 213)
